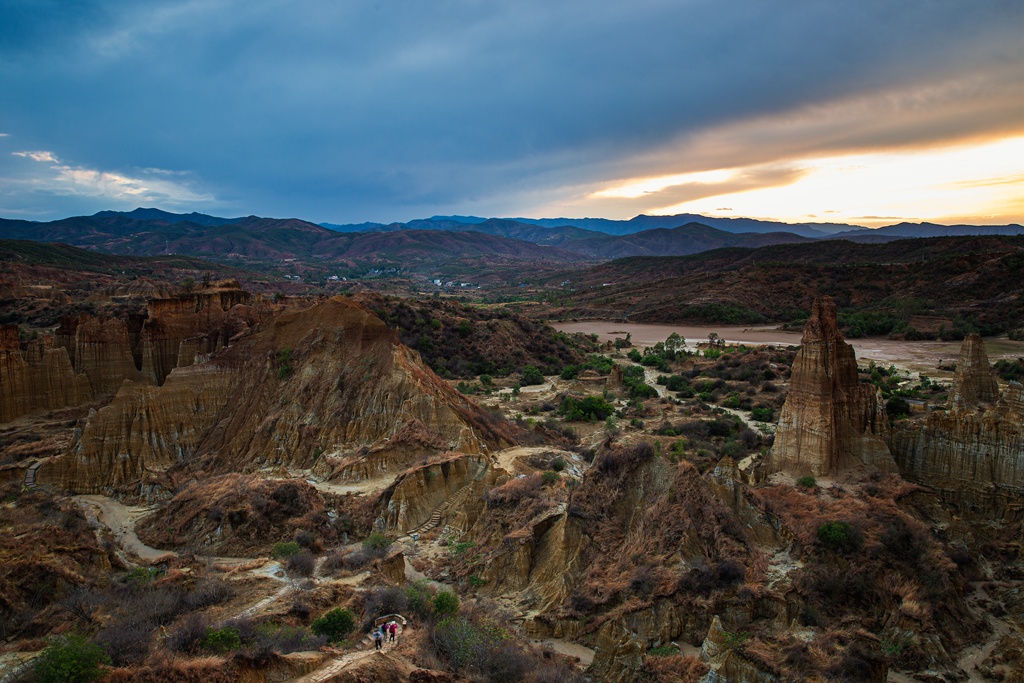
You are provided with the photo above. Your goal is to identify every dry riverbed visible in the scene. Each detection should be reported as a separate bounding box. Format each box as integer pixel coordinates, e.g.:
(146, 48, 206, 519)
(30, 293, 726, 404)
(554, 321, 1024, 376)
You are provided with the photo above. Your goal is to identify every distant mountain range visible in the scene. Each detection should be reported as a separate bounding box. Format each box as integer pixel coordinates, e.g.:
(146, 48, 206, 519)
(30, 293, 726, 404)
(1, 208, 1021, 268)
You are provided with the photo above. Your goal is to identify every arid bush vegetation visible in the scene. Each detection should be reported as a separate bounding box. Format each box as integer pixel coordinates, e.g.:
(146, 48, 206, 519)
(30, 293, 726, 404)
(356, 293, 592, 378)
(136, 474, 353, 557)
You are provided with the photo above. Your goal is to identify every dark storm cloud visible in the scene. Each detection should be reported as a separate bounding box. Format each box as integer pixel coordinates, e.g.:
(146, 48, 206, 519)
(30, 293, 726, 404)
(0, 0, 1021, 221)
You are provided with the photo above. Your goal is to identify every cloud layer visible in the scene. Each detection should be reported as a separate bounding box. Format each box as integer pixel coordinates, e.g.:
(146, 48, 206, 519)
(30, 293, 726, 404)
(1, 0, 1022, 223)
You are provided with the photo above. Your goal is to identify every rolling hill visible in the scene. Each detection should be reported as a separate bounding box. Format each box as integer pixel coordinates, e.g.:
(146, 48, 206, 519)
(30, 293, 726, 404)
(541, 234, 1024, 335)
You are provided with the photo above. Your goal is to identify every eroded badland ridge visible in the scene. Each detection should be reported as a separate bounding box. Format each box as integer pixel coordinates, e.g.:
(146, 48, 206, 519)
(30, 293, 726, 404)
(2, 243, 1024, 682)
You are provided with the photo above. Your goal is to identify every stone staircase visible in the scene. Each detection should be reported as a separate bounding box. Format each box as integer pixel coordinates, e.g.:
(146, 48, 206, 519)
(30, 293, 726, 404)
(398, 482, 473, 542)
(23, 461, 41, 490)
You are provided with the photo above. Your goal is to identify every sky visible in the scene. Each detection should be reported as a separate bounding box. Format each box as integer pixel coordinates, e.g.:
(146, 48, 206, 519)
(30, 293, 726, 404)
(1, 0, 1022, 227)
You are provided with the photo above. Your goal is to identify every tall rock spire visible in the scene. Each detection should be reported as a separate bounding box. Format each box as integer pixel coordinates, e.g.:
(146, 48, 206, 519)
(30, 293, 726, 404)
(949, 333, 999, 408)
(768, 296, 897, 477)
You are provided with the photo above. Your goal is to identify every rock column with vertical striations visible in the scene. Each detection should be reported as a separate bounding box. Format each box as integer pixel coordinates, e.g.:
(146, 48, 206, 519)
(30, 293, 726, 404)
(768, 296, 897, 478)
(949, 333, 999, 408)
(0, 325, 92, 423)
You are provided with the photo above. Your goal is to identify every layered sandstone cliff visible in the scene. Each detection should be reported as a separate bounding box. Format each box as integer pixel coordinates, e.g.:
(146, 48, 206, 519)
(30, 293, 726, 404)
(43, 297, 512, 494)
(0, 281, 270, 425)
(134, 283, 254, 385)
(43, 364, 239, 492)
(768, 296, 896, 477)
(66, 314, 143, 394)
(0, 326, 92, 423)
(891, 335, 1024, 518)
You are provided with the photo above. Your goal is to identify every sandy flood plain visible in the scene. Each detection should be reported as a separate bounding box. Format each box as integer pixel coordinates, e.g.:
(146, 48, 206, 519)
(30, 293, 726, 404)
(553, 321, 1024, 377)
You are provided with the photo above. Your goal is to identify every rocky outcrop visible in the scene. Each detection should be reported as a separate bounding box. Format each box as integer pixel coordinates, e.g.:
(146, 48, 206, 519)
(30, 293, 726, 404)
(891, 335, 1024, 518)
(699, 615, 781, 683)
(42, 297, 512, 494)
(0, 326, 92, 423)
(768, 296, 897, 477)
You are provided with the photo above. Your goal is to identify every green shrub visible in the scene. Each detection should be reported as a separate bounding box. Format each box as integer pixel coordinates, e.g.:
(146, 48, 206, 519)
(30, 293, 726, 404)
(362, 532, 394, 558)
(664, 375, 690, 391)
(452, 541, 476, 556)
(311, 608, 355, 642)
(406, 580, 434, 620)
(431, 616, 481, 670)
(581, 354, 615, 375)
(648, 645, 680, 657)
(550, 456, 566, 472)
(521, 366, 545, 386)
(272, 541, 301, 558)
(751, 406, 774, 422)
(557, 395, 615, 422)
(723, 630, 750, 650)
(817, 521, 863, 553)
(276, 348, 293, 379)
(796, 476, 817, 488)
(201, 626, 241, 653)
(886, 396, 911, 420)
(640, 353, 664, 368)
(433, 590, 460, 617)
(541, 470, 560, 485)
(125, 567, 161, 585)
(33, 634, 109, 683)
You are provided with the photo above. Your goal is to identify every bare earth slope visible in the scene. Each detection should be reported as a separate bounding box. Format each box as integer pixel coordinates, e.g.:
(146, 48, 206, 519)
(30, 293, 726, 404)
(42, 296, 513, 494)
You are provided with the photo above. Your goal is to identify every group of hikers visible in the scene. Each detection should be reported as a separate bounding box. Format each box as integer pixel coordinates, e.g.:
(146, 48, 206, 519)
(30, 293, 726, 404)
(372, 619, 399, 650)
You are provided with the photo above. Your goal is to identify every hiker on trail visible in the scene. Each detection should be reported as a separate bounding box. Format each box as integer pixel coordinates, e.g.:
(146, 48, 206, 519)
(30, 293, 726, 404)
(388, 620, 397, 642)
(373, 627, 384, 650)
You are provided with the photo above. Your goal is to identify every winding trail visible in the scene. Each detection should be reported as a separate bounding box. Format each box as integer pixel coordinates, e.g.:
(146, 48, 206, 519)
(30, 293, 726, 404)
(72, 494, 174, 563)
(953, 582, 1017, 682)
(643, 367, 667, 398)
(295, 620, 406, 683)
(531, 638, 596, 667)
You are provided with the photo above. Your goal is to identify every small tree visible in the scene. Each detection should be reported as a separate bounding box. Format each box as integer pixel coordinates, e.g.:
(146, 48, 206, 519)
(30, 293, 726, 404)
(817, 521, 862, 553)
(311, 608, 355, 642)
(201, 626, 241, 653)
(406, 580, 434, 620)
(665, 332, 685, 359)
(33, 634, 110, 683)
